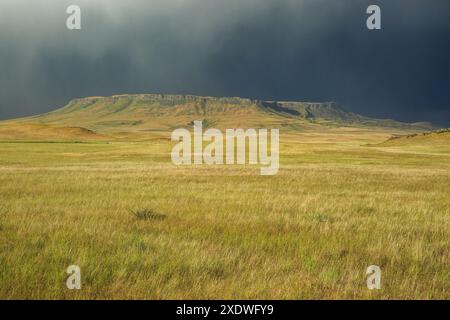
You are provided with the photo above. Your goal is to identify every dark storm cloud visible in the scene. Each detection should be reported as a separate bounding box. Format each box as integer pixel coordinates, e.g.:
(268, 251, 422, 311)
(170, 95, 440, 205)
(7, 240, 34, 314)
(0, 0, 449, 125)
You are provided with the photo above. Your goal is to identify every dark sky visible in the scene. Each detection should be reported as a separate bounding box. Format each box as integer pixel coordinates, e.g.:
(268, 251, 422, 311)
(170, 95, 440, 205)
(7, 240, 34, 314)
(1, 0, 449, 126)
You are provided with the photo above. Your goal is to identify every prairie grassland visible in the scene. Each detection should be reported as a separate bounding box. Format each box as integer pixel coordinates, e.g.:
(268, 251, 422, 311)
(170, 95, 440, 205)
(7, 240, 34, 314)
(0, 130, 449, 299)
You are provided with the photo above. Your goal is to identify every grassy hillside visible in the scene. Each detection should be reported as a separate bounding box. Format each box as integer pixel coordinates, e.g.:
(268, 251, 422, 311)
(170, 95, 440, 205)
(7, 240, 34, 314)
(0, 123, 108, 141)
(368, 128, 450, 156)
(0, 94, 436, 141)
(379, 128, 450, 147)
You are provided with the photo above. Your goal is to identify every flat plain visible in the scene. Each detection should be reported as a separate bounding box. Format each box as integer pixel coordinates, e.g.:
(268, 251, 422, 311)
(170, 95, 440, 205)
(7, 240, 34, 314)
(0, 95, 448, 299)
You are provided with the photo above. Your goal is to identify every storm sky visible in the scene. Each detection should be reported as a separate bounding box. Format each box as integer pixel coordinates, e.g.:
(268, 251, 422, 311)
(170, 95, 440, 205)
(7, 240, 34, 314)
(1, 0, 449, 125)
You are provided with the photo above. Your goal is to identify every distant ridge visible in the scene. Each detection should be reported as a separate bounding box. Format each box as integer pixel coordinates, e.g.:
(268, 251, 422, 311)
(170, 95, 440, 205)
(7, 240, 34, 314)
(0, 94, 438, 139)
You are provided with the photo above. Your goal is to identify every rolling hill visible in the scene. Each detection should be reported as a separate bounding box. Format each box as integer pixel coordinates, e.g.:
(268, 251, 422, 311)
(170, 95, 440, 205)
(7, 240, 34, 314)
(0, 122, 107, 141)
(377, 128, 450, 147)
(0, 94, 438, 140)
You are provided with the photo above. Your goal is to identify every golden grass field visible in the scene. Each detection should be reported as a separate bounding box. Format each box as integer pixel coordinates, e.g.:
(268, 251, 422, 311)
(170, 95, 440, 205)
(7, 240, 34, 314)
(0, 126, 449, 299)
(0, 95, 448, 299)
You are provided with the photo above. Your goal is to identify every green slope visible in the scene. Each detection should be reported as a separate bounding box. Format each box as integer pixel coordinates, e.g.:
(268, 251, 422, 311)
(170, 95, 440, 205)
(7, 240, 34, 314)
(0, 94, 438, 140)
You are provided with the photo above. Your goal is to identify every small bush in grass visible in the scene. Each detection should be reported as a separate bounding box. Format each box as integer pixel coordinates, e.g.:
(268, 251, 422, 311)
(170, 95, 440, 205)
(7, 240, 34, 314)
(308, 213, 335, 223)
(132, 208, 166, 221)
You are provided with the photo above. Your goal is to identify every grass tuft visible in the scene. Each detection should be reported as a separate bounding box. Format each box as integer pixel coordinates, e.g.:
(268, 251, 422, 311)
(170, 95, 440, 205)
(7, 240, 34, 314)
(131, 208, 167, 221)
(308, 213, 335, 223)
